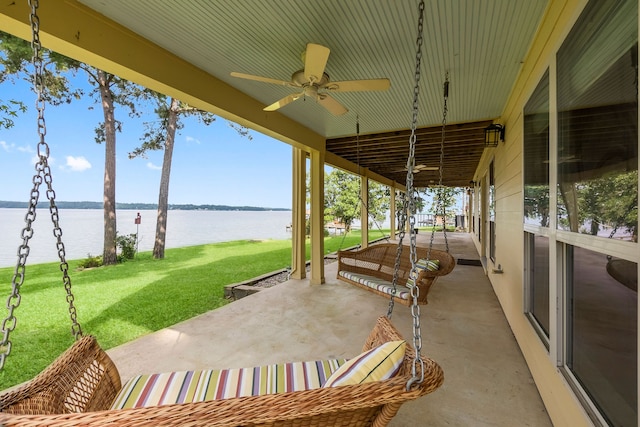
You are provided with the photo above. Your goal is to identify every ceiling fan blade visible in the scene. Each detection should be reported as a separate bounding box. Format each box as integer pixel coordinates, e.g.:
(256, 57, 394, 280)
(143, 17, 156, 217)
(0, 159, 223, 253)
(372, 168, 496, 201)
(392, 165, 439, 173)
(416, 165, 439, 171)
(304, 43, 330, 84)
(317, 94, 348, 116)
(231, 72, 297, 87)
(324, 78, 391, 92)
(263, 93, 301, 111)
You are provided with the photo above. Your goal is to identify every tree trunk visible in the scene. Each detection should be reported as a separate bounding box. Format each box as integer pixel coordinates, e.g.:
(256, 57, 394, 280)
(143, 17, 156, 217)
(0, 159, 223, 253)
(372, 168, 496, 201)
(98, 70, 118, 265)
(153, 97, 179, 259)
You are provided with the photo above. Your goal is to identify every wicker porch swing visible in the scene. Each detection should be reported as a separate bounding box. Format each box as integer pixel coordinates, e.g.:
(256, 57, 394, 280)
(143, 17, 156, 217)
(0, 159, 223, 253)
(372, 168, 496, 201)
(0, 1, 444, 426)
(336, 70, 456, 306)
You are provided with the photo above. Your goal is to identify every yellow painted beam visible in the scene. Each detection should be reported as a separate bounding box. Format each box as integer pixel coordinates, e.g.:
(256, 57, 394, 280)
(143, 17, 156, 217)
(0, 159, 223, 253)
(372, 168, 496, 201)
(309, 149, 325, 285)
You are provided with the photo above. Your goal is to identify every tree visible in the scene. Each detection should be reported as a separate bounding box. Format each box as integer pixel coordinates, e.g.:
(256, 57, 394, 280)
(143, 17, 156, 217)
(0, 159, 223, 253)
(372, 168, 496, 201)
(0, 31, 144, 265)
(324, 169, 389, 232)
(0, 99, 27, 130)
(0, 32, 76, 129)
(128, 92, 251, 259)
(58, 66, 143, 265)
(425, 186, 462, 228)
(395, 189, 427, 229)
(576, 170, 638, 239)
(524, 185, 550, 227)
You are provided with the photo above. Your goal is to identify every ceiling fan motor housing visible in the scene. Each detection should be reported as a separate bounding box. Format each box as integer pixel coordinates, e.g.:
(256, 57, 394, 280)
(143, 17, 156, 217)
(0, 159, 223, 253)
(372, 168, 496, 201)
(292, 69, 330, 87)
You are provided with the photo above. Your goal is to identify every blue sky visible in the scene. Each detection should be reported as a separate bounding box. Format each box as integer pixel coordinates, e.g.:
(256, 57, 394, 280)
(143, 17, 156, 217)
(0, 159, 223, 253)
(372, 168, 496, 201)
(0, 74, 293, 209)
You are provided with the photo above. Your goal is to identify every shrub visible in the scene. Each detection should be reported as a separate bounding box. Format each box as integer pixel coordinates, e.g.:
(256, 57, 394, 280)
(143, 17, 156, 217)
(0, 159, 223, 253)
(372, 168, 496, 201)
(115, 233, 137, 262)
(78, 253, 103, 269)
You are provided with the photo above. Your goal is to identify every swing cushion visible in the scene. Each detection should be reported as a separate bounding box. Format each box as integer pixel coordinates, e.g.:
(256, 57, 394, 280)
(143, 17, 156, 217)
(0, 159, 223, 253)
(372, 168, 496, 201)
(406, 258, 440, 289)
(323, 340, 406, 387)
(337, 271, 411, 300)
(111, 359, 346, 410)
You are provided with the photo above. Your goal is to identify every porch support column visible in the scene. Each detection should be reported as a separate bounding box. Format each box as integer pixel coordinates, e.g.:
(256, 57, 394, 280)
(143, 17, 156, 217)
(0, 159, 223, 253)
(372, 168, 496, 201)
(309, 149, 325, 285)
(360, 173, 369, 248)
(390, 185, 396, 239)
(467, 188, 472, 233)
(290, 147, 307, 279)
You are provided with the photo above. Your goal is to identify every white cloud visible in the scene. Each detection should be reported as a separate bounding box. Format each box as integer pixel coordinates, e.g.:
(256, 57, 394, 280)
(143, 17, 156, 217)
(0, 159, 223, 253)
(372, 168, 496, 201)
(0, 141, 13, 152)
(185, 136, 201, 144)
(17, 145, 33, 153)
(0, 141, 33, 153)
(64, 156, 91, 172)
(147, 162, 162, 171)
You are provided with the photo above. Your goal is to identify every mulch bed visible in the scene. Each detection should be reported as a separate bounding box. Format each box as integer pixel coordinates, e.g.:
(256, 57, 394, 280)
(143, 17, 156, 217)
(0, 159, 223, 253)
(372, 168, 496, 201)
(253, 258, 337, 289)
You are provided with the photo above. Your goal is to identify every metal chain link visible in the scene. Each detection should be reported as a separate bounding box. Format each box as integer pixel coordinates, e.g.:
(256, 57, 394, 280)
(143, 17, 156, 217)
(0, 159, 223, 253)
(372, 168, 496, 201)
(428, 73, 450, 262)
(387, 0, 424, 320)
(44, 165, 82, 339)
(385, 0, 426, 390)
(30, 0, 82, 340)
(0, 0, 82, 370)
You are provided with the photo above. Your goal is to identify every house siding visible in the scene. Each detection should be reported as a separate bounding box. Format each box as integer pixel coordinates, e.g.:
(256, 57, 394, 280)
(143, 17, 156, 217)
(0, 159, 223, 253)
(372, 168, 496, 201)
(472, 0, 604, 425)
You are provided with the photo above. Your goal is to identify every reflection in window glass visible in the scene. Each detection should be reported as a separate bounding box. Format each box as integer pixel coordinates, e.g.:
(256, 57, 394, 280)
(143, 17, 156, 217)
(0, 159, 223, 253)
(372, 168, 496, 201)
(524, 70, 549, 227)
(567, 245, 637, 426)
(557, 1, 638, 424)
(557, 0, 638, 241)
(526, 233, 549, 339)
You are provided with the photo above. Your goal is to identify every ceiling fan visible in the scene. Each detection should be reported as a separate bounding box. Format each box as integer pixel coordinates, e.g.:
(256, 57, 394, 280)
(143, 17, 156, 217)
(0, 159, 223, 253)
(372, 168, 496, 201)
(230, 43, 390, 116)
(394, 164, 440, 173)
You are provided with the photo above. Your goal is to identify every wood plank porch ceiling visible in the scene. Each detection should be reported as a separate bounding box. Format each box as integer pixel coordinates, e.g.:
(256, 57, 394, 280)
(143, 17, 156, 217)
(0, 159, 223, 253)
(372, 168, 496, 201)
(326, 119, 492, 188)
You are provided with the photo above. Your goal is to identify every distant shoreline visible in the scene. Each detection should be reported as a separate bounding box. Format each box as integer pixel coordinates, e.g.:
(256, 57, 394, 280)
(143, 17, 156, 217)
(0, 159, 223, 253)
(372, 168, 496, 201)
(0, 201, 290, 212)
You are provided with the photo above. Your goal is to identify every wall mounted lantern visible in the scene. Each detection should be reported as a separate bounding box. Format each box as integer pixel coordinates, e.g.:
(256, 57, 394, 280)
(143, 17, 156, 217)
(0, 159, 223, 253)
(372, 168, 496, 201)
(484, 123, 505, 147)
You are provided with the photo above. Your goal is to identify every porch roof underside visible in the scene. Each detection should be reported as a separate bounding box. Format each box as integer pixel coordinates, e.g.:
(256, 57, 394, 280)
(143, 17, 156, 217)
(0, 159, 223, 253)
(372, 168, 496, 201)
(326, 119, 493, 188)
(0, 1, 550, 189)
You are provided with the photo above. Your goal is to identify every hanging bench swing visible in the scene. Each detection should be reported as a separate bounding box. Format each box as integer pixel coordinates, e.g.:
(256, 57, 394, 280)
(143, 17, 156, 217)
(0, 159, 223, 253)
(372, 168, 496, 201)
(0, 1, 444, 425)
(337, 68, 456, 306)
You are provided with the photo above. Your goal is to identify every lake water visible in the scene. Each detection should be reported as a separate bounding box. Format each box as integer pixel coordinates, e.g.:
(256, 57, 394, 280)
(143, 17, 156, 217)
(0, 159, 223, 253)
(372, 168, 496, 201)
(0, 208, 293, 268)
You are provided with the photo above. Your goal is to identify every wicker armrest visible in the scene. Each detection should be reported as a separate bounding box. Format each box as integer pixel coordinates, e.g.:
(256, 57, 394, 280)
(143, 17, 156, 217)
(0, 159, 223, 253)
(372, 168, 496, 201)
(0, 336, 121, 415)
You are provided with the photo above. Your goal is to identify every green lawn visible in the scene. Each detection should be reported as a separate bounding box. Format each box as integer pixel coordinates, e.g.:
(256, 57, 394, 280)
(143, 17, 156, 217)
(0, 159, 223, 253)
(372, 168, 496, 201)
(0, 229, 389, 390)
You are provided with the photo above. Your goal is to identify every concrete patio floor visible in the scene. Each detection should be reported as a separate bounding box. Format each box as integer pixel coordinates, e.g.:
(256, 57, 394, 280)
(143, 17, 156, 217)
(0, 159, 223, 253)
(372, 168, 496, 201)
(107, 232, 552, 426)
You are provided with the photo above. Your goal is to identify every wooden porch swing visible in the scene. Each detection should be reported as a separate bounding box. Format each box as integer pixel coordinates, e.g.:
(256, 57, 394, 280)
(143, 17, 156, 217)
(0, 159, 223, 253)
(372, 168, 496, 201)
(0, 1, 444, 426)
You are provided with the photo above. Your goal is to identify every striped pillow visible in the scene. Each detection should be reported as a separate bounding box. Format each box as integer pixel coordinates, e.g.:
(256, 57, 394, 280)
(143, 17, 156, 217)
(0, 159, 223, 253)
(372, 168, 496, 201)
(416, 258, 440, 271)
(406, 258, 440, 288)
(322, 340, 405, 388)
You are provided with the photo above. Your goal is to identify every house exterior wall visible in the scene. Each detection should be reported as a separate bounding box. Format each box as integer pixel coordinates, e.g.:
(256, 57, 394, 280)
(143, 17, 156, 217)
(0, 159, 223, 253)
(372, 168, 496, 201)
(471, 0, 637, 425)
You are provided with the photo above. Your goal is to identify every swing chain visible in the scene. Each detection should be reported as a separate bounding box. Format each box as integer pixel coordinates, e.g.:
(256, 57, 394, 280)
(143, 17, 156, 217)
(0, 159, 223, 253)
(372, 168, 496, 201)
(387, 191, 407, 317)
(0, 176, 37, 369)
(0, 0, 82, 369)
(387, 0, 425, 319)
(428, 72, 450, 262)
(388, 0, 427, 390)
(29, 0, 82, 340)
(406, 0, 426, 390)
